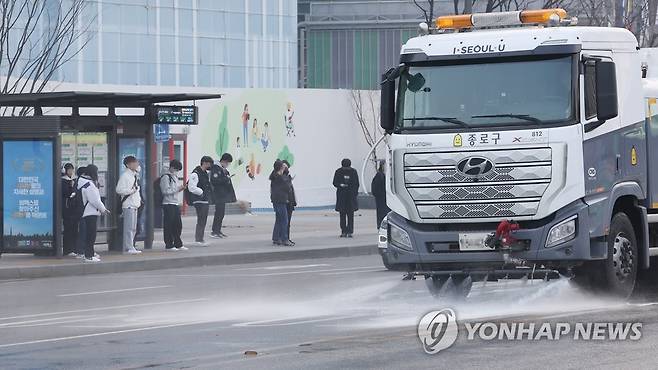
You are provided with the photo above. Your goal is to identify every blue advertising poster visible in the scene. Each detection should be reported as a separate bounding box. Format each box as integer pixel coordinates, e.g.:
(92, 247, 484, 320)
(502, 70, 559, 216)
(118, 138, 147, 239)
(3, 140, 54, 250)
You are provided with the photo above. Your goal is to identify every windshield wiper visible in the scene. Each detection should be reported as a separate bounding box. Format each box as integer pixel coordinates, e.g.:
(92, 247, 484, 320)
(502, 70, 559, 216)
(403, 116, 471, 129)
(471, 114, 543, 124)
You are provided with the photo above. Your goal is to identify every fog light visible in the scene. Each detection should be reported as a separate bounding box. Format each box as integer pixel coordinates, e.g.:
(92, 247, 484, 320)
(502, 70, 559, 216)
(545, 215, 577, 248)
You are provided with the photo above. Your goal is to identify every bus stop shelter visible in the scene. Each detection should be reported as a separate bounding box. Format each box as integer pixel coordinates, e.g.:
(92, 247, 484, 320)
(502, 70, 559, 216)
(0, 91, 221, 257)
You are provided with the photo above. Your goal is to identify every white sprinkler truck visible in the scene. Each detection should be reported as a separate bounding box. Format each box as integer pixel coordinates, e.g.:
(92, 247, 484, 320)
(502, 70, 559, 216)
(377, 8, 658, 299)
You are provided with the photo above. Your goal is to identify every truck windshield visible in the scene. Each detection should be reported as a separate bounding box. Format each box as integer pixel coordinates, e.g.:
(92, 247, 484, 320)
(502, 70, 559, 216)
(396, 55, 574, 131)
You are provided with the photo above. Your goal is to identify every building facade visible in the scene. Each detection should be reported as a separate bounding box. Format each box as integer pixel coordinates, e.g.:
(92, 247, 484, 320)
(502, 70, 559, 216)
(58, 0, 298, 88)
(298, 0, 426, 89)
(297, 0, 549, 90)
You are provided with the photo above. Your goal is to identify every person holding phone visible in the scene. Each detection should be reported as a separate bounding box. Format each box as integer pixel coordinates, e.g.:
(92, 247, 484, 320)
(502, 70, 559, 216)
(270, 160, 292, 246)
(210, 153, 236, 238)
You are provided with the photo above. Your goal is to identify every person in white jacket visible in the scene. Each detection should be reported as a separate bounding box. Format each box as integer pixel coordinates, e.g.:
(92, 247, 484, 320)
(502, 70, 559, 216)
(116, 156, 143, 254)
(78, 165, 109, 262)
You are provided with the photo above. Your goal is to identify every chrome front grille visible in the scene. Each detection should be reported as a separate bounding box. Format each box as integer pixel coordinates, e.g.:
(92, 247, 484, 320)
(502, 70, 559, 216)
(404, 148, 552, 219)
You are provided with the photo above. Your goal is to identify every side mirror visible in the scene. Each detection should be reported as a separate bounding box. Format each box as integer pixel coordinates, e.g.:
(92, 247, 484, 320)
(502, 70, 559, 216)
(595, 60, 618, 121)
(380, 77, 396, 132)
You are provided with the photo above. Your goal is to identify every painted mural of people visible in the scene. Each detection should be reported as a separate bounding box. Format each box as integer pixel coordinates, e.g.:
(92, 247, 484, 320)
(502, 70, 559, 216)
(241, 104, 249, 147)
(285, 102, 295, 137)
(251, 118, 259, 146)
(246, 153, 257, 180)
(261, 122, 270, 152)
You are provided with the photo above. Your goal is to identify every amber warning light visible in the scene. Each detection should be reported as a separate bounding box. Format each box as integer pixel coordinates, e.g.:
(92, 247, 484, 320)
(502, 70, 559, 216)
(436, 9, 568, 30)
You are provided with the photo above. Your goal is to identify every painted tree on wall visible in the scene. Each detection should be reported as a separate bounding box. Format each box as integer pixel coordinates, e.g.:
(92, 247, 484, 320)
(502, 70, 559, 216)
(277, 145, 295, 167)
(215, 106, 229, 157)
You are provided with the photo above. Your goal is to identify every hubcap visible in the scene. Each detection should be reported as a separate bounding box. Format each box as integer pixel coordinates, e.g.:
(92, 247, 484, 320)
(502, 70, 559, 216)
(612, 233, 634, 282)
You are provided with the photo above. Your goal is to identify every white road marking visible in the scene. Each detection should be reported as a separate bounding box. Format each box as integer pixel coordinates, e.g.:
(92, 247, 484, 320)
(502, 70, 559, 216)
(233, 315, 358, 327)
(236, 264, 332, 271)
(1, 316, 111, 329)
(0, 321, 206, 349)
(629, 302, 658, 307)
(245, 266, 383, 277)
(0, 298, 208, 322)
(56, 285, 173, 297)
(319, 268, 383, 276)
(0, 316, 89, 328)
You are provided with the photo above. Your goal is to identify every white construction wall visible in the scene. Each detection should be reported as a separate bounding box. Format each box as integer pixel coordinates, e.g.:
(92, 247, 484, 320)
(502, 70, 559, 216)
(19, 81, 382, 209)
(189, 88, 381, 209)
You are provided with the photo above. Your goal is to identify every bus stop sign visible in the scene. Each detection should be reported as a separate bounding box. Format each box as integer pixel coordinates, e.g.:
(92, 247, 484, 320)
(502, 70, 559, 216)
(154, 124, 170, 143)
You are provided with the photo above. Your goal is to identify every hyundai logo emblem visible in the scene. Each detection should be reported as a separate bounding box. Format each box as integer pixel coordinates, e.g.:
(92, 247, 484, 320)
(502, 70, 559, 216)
(456, 156, 494, 177)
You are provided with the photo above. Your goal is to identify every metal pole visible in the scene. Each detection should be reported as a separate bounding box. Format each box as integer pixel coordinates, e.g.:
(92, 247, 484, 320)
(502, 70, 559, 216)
(182, 138, 188, 215)
(145, 123, 155, 249)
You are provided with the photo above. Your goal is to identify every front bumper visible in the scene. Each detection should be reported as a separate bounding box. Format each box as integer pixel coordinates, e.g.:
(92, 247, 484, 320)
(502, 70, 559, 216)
(385, 200, 605, 272)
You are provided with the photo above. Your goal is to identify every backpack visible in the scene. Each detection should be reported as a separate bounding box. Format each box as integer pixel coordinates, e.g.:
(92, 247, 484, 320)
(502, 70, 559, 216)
(153, 174, 174, 206)
(71, 179, 90, 221)
(183, 180, 192, 206)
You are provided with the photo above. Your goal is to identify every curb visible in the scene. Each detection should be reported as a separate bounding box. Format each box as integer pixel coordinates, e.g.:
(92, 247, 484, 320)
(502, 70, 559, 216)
(0, 244, 379, 280)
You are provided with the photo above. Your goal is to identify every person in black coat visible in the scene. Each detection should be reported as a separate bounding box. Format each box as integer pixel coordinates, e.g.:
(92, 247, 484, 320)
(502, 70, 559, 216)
(333, 158, 359, 237)
(61, 163, 78, 256)
(210, 153, 237, 238)
(282, 160, 296, 244)
(371, 161, 391, 228)
(270, 160, 292, 246)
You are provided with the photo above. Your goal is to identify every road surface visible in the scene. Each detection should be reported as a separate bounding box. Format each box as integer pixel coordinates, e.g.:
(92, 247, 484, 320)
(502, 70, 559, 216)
(1, 255, 657, 369)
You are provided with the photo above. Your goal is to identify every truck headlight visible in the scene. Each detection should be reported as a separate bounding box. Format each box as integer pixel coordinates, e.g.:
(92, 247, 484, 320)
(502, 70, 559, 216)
(389, 223, 413, 251)
(545, 215, 577, 248)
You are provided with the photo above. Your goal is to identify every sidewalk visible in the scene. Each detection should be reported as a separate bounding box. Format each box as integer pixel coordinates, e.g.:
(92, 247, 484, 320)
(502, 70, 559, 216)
(0, 210, 379, 280)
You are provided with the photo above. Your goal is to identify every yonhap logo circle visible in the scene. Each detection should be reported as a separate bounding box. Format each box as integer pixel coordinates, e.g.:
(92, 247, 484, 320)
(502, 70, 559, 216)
(418, 308, 458, 354)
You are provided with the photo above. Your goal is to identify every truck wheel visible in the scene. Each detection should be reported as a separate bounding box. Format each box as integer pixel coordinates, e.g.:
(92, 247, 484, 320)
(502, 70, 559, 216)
(381, 254, 394, 270)
(425, 275, 472, 299)
(593, 213, 638, 299)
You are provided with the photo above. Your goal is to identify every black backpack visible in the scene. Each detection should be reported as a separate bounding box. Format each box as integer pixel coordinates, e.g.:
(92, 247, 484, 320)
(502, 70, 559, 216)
(153, 174, 174, 206)
(183, 181, 193, 206)
(71, 179, 90, 221)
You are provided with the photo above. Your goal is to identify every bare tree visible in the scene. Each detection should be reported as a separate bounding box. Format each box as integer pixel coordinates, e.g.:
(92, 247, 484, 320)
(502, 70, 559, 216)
(350, 89, 382, 162)
(413, 0, 435, 24)
(0, 0, 94, 115)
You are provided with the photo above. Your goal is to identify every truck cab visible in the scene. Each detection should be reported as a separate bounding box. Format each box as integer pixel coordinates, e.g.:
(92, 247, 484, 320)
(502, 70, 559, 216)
(379, 9, 656, 298)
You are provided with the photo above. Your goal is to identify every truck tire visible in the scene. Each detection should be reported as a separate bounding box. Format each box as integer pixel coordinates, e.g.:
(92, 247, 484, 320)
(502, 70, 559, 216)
(381, 254, 395, 270)
(425, 275, 472, 299)
(592, 213, 638, 299)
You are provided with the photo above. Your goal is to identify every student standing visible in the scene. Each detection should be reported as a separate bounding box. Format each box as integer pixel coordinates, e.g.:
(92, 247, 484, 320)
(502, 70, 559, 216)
(161, 159, 188, 251)
(116, 156, 143, 254)
(282, 160, 296, 244)
(188, 156, 213, 246)
(333, 158, 360, 238)
(74, 166, 87, 257)
(371, 161, 391, 228)
(61, 163, 78, 257)
(78, 165, 109, 262)
(270, 160, 292, 246)
(210, 153, 236, 238)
